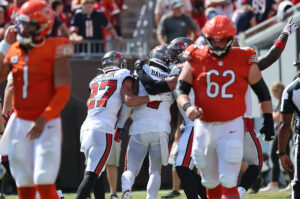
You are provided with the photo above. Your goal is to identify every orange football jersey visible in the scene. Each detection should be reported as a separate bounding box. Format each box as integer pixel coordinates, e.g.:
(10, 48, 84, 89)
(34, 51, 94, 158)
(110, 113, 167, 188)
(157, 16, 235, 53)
(6, 37, 73, 121)
(184, 45, 257, 122)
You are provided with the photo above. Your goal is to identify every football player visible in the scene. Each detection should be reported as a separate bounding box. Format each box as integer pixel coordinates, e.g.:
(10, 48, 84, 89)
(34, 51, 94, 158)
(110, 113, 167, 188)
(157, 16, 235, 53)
(115, 45, 174, 199)
(77, 50, 172, 199)
(0, 1, 72, 198)
(237, 17, 298, 198)
(175, 15, 274, 199)
(134, 37, 208, 199)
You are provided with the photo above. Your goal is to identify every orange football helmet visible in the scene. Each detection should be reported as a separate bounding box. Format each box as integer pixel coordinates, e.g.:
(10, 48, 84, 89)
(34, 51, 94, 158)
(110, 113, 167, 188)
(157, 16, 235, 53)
(15, 0, 54, 46)
(202, 15, 237, 58)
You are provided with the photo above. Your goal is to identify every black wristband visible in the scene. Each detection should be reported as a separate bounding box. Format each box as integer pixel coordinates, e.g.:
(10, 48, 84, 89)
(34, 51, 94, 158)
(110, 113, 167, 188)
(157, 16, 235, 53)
(276, 151, 286, 157)
(183, 103, 192, 112)
(0, 132, 3, 135)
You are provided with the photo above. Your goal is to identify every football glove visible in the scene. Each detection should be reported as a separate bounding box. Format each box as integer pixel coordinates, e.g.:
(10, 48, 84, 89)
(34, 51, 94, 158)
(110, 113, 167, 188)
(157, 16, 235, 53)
(260, 113, 275, 141)
(282, 17, 298, 36)
(114, 128, 122, 143)
(134, 59, 147, 71)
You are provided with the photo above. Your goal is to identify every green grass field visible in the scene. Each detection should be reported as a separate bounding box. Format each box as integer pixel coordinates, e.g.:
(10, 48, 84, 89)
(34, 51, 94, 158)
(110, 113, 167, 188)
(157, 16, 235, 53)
(3, 190, 292, 199)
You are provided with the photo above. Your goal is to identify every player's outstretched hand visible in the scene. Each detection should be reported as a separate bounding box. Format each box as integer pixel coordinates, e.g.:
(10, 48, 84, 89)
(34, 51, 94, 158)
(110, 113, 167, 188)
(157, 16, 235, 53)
(186, 106, 203, 121)
(26, 117, 47, 141)
(260, 113, 275, 141)
(114, 128, 122, 143)
(148, 92, 173, 102)
(282, 17, 298, 36)
(134, 59, 147, 71)
(280, 154, 294, 173)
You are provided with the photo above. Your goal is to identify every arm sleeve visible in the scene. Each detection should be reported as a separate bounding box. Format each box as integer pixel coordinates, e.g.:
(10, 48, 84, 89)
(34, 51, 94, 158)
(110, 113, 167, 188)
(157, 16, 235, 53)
(41, 86, 71, 121)
(137, 68, 171, 95)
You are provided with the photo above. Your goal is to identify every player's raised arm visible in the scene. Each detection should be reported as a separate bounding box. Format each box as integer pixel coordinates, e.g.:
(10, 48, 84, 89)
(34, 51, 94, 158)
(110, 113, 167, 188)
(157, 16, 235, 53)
(0, 26, 16, 82)
(248, 63, 274, 141)
(258, 18, 298, 71)
(175, 61, 202, 121)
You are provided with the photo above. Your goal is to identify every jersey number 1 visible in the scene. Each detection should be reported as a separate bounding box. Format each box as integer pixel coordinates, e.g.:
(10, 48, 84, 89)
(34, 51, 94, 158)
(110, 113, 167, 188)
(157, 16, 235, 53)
(88, 80, 117, 109)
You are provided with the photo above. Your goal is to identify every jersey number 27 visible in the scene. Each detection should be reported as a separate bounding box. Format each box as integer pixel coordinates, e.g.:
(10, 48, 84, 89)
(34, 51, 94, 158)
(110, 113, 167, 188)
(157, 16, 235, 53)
(88, 80, 117, 109)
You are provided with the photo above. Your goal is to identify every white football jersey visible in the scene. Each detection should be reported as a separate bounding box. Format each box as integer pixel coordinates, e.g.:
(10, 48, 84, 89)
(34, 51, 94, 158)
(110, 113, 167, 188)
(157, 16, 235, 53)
(177, 89, 195, 127)
(130, 64, 174, 135)
(81, 69, 132, 134)
(170, 63, 195, 127)
(244, 86, 252, 118)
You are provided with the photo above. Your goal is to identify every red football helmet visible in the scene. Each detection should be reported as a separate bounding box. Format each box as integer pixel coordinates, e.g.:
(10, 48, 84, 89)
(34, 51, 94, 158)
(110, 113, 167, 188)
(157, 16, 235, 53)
(15, 0, 54, 46)
(202, 15, 237, 58)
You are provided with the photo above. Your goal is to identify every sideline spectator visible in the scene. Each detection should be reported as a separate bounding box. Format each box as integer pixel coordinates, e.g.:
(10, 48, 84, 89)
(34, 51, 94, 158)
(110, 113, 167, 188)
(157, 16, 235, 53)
(155, 0, 192, 26)
(191, 0, 206, 28)
(50, 1, 71, 37)
(157, 0, 198, 45)
(69, 0, 123, 52)
(0, 7, 9, 40)
(205, 0, 235, 18)
(232, 3, 256, 34)
(106, 137, 122, 199)
(260, 82, 293, 192)
(243, 0, 276, 23)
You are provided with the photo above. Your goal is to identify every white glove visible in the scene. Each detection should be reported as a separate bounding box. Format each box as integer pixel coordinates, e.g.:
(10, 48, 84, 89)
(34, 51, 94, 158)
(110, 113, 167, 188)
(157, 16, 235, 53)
(282, 17, 298, 36)
(168, 142, 178, 165)
(149, 92, 173, 102)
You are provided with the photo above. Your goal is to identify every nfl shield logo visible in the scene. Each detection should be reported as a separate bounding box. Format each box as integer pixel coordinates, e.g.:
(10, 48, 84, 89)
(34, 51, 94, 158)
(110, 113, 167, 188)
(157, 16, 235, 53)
(10, 56, 18, 64)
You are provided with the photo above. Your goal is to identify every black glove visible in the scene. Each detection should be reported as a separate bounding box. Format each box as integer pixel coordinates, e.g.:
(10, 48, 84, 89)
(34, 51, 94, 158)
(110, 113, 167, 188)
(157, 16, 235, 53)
(134, 59, 147, 72)
(260, 113, 275, 141)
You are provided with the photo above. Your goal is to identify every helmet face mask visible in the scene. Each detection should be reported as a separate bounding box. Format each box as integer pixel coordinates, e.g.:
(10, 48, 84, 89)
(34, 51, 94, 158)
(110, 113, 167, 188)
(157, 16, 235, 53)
(202, 15, 237, 58)
(15, 17, 39, 45)
(16, 0, 54, 46)
(205, 36, 234, 58)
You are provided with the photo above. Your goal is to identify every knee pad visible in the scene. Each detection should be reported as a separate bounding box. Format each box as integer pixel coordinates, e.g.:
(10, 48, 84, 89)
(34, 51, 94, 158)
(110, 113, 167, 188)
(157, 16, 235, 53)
(220, 175, 237, 188)
(224, 140, 243, 164)
(35, 172, 56, 185)
(191, 148, 206, 169)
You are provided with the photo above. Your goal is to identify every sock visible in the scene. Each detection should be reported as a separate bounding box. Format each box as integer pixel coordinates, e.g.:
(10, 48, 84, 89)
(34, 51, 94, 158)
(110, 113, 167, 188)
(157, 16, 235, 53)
(76, 171, 98, 199)
(93, 172, 105, 199)
(176, 166, 207, 199)
(221, 186, 239, 199)
(239, 165, 261, 191)
(17, 186, 36, 199)
(36, 184, 58, 199)
(206, 184, 221, 199)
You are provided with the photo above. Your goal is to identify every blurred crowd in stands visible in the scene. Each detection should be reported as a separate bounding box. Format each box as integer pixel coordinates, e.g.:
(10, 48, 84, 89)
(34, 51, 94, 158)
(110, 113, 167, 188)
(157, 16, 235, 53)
(0, 0, 297, 53)
(156, 0, 299, 45)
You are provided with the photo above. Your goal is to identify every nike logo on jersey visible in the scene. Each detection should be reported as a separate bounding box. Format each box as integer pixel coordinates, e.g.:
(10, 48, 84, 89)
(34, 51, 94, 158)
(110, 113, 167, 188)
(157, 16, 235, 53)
(229, 130, 236, 134)
(47, 125, 55, 129)
(151, 70, 167, 79)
